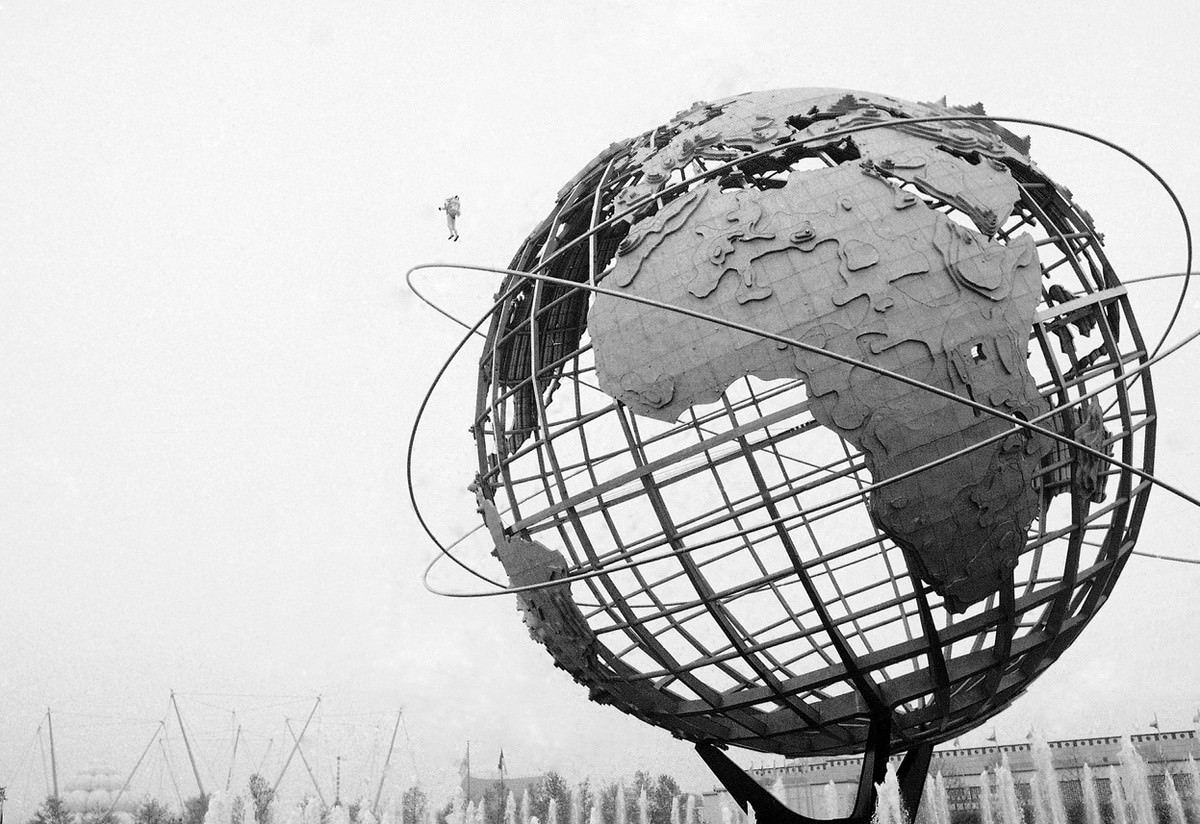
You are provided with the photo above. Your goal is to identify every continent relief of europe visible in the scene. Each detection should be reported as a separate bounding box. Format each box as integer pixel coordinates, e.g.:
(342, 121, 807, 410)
(590, 154, 1052, 613)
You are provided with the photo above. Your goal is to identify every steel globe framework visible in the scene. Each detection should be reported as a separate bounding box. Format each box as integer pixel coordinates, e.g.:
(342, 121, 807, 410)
(411, 89, 1172, 820)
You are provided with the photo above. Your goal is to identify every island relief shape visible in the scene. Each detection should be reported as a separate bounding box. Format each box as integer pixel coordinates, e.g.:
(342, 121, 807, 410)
(589, 161, 1052, 612)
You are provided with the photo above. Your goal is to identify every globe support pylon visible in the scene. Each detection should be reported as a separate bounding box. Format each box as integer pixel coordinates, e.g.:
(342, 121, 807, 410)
(696, 714, 933, 824)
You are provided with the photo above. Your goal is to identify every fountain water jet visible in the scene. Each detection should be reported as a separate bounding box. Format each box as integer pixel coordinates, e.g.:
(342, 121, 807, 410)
(670, 796, 680, 824)
(979, 770, 994, 824)
(874, 762, 904, 824)
(996, 755, 1022, 824)
(1187, 757, 1200, 824)
(615, 786, 627, 824)
(522, 790, 532, 824)
(822, 782, 838, 820)
(548, 799, 559, 824)
(1031, 775, 1049, 824)
(1082, 764, 1103, 824)
(506, 792, 518, 824)
(639, 789, 649, 824)
(570, 787, 582, 824)
(927, 773, 951, 824)
(1119, 738, 1156, 824)
(205, 791, 232, 824)
(1111, 765, 1130, 824)
(1031, 732, 1068, 824)
(1163, 770, 1186, 824)
(685, 795, 697, 824)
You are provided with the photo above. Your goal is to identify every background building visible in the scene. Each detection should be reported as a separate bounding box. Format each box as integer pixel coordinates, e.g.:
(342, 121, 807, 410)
(701, 730, 1200, 824)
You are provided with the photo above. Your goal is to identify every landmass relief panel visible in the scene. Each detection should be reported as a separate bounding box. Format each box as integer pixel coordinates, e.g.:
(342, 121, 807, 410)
(591, 160, 1049, 612)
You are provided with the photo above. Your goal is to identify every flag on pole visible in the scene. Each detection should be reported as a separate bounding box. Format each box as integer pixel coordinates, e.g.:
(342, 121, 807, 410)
(459, 744, 470, 779)
(498, 749, 506, 774)
(1151, 714, 1160, 731)
(986, 729, 998, 743)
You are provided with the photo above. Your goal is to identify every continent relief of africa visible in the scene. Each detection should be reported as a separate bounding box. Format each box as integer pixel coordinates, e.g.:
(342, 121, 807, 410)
(589, 164, 1052, 612)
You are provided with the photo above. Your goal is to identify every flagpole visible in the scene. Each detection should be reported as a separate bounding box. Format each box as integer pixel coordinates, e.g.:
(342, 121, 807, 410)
(466, 742, 471, 801)
(498, 749, 505, 813)
(372, 711, 402, 818)
(46, 709, 60, 801)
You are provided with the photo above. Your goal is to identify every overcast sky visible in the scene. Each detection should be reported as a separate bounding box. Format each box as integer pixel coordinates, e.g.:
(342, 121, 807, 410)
(3, 1, 1200, 820)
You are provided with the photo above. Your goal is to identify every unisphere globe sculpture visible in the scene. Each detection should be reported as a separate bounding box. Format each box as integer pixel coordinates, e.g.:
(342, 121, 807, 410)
(440, 88, 1155, 819)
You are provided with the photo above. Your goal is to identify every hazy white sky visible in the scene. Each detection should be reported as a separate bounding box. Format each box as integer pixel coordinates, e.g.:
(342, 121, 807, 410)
(3, 0, 1200, 819)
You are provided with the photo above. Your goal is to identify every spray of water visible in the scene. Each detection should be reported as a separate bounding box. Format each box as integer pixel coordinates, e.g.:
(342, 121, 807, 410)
(1111, 765, 1130, 824)
(1187, 757, 1200, 824)
(1162, 770, 1186, 824)
(616, 786, 627, 824)
(823, 781, 840, 820)
(978, 770, 994, 824)
(1081, 764, 1103, 824)
(685, 794, 697, 824)
(1030, 732, 1069, 824)
(874, 761, 904, 824)
(638, 789, 649, 824)
(1031, 776, 1048, 824)
(932, 772, 952, 824)
(996, 755, 1022, 824)
(548, 799, 559, 824)
(205, 791, 232, 824)
(1119, 738, 1157, 824)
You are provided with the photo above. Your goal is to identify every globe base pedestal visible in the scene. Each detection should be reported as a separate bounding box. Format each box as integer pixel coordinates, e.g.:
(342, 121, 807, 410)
(696, 717, 933, 824)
